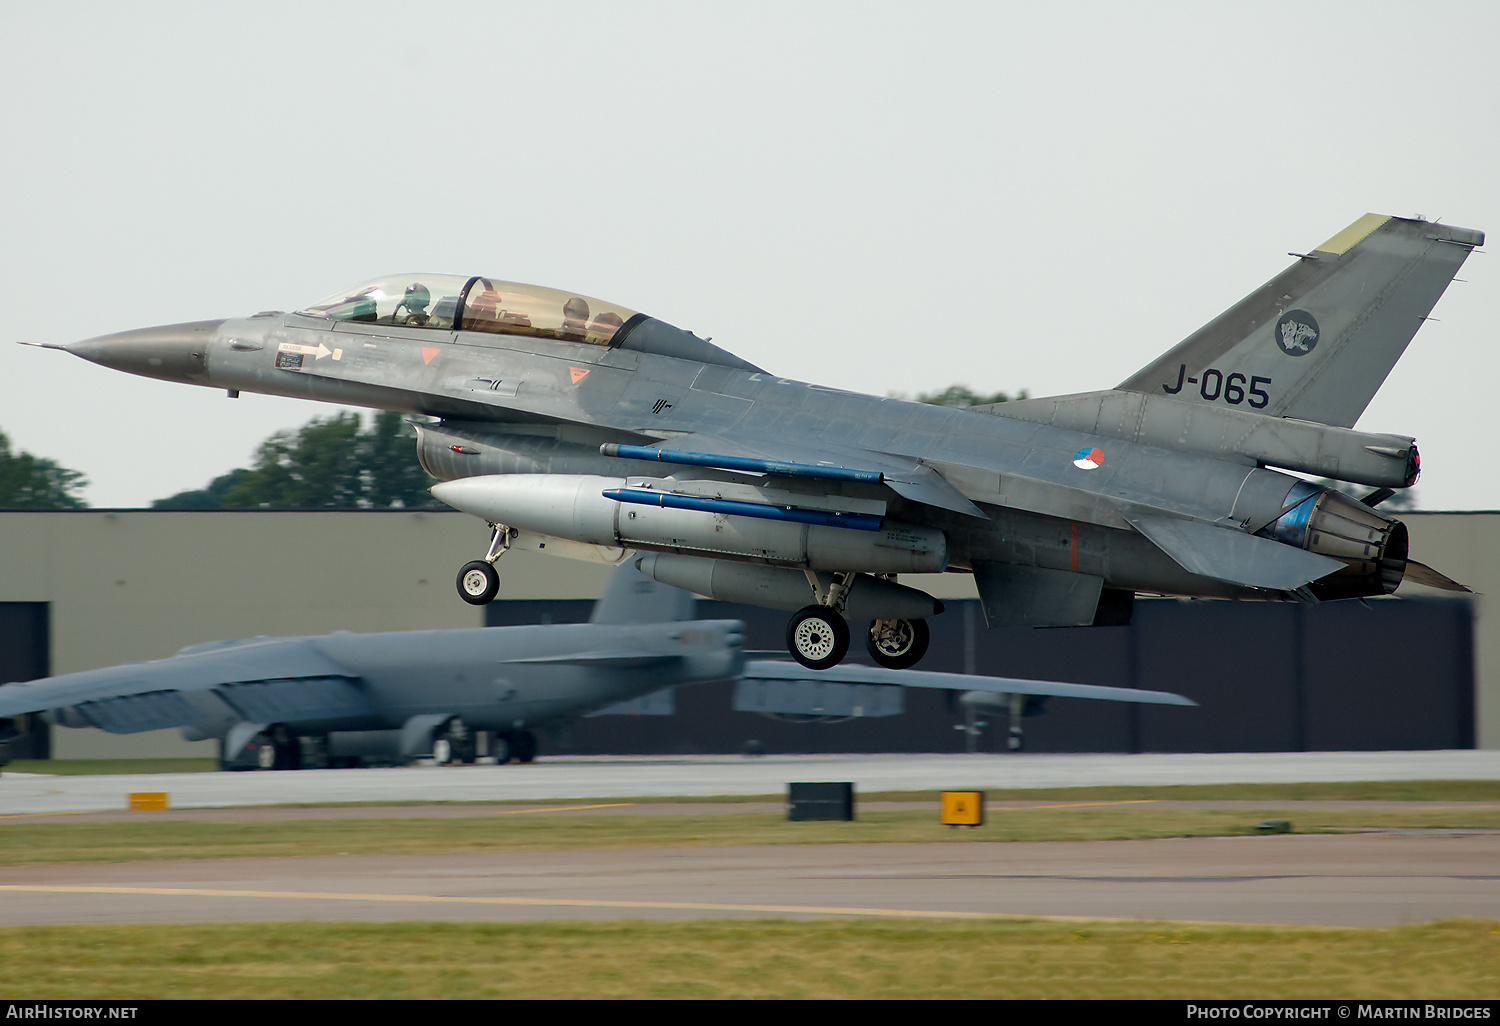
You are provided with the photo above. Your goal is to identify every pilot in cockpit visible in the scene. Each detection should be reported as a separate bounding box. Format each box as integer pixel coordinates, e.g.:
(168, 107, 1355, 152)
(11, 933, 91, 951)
(558, 297, 590, 342)
(393, 283, 435, 327)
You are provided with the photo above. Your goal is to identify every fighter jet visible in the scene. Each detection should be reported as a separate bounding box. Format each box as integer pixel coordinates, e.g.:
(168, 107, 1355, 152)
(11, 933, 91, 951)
(37, 214, 1480, 669)
(0, 567, 1194, 768)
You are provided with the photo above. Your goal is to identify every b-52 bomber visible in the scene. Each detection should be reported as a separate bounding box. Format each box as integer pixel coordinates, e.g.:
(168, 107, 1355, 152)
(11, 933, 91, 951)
(39, 214, 1480, 669)
(0, 566, 1194, 768)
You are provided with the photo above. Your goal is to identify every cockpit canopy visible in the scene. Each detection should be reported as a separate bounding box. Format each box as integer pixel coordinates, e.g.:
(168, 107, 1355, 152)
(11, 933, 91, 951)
(298, 275, 638, 347)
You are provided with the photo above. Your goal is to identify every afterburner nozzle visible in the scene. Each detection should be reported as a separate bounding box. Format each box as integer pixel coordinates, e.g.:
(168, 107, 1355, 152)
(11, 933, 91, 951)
(64, 319, 224, 385)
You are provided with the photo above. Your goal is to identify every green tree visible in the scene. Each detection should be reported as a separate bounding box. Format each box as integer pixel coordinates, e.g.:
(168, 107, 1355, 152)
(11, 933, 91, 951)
(152, 411, 443, 510)
(0, 431, 88, 508)
(901, 384, 1028, 408)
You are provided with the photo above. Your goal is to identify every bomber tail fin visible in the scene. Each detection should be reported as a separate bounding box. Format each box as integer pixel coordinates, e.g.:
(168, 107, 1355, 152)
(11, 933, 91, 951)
(1118, 214, 1483, 428)
(589, 563, 695, 624)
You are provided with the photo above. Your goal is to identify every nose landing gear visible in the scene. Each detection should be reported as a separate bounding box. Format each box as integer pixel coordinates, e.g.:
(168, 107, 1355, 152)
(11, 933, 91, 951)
(456, 523, 513, 606)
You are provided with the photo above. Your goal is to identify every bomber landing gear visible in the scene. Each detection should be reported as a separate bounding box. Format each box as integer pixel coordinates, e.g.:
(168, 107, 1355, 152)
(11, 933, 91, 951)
(432, 717, 476, 765)
(456, 523, 513, 606)
(255, 725, 301, 771)
(866, 618, 930, 670)
(491, 730, 537, 765)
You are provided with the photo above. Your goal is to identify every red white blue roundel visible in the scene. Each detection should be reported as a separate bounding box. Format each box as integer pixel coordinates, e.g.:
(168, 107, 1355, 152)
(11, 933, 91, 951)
(1073, 446, 1104, 470)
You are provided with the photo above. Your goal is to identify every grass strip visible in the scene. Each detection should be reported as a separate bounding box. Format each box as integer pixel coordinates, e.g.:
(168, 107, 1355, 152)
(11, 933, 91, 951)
(2, 807, 1498, 866)
(0, 918, 1495, 999)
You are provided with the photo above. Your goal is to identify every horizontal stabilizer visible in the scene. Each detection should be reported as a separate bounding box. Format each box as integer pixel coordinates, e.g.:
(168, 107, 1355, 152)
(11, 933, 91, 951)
(741, 660, 1195, 706)
(1126, 514, 1343, 592)
(1401, 560, 1472, 594)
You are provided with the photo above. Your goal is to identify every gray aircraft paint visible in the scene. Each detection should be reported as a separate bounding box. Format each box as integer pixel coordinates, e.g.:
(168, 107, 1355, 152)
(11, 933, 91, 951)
(40, 214, 1481, 658)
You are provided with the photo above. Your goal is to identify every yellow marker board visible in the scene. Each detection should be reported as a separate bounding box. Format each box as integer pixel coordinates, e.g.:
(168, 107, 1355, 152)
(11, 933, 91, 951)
(940, 791, 984, 827)
(127, 792, 169, 811)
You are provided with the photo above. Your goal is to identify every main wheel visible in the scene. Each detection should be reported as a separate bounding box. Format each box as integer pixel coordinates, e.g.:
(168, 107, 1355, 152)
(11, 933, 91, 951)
(512, 731, 537, 764)
(457, 561, 500, 605)
(434, 718, 474, 764)
(258, 726, 300, 771)
(786, 605, 850, 670)
(491, 732, 512, 765)
(866, 618, 930, 669)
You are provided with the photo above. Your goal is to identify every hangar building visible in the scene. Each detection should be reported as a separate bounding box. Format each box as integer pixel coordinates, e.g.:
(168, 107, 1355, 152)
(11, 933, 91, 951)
(0, 509, 1492, 758)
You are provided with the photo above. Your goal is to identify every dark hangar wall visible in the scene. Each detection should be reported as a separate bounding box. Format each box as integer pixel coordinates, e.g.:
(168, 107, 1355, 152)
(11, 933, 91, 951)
(0, 602, 50, 759)
(486, 596, 1474, 755)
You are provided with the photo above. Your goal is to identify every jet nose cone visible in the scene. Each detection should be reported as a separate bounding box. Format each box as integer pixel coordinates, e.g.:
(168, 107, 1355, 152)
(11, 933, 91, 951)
(65, 319, 224, 384)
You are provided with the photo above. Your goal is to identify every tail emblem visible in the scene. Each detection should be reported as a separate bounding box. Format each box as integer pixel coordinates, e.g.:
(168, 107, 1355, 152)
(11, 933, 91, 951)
(1276, 311, 1320, 357)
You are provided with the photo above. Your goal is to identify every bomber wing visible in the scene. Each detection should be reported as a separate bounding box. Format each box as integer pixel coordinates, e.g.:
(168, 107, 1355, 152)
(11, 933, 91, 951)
(740, 660, 1195, 706)
(0, 638, 373, 733)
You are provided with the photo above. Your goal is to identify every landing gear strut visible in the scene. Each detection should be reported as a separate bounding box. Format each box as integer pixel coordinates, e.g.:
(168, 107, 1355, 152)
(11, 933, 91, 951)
(457, 523, 513, 606)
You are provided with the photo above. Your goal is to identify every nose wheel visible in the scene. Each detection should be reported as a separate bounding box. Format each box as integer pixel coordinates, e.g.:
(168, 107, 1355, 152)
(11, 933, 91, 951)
(457, 561, 499, 605)
(455, 523, 512, 606)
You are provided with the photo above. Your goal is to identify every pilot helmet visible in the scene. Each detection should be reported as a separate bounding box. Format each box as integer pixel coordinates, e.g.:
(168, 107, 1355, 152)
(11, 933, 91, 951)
(404, 282, 431, 312)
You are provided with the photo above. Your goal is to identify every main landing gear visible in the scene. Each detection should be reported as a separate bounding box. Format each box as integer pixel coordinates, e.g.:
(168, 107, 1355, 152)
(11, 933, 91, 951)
(457, 523, 513, 605)
(784, 572, 931, 671)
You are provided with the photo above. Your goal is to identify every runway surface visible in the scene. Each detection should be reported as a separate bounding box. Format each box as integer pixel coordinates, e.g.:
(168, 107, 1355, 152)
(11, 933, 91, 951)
(4, 750, 1499, 815)
(2, 833, 1496, 928)
(3, 752, 1497, 928)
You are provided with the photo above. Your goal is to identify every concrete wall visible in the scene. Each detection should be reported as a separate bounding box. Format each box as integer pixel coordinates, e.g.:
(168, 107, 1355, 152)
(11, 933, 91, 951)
(0, 510, 608, 757)
(0, 508, 1493, 756)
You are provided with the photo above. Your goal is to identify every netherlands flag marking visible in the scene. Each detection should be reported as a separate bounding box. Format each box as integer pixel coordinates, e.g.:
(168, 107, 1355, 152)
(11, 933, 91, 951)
(1073, 446, 1104, 470)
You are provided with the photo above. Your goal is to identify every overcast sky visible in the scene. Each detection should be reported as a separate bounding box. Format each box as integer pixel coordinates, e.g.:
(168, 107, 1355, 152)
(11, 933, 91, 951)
(4, 1, 1497, 510)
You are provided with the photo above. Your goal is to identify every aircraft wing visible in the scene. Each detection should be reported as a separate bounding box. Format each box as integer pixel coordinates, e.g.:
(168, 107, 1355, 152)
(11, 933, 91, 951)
(0, 638, 371, 731)
(505, 650, 683, 668)
(740, 660, 1196, 706)
(609, 432, 987, 518)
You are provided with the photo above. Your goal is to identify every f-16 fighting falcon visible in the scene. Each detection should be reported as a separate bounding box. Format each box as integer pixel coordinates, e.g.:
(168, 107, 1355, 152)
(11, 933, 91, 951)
(0, 566, 1194, 768)
(32, 214, 1480, 670)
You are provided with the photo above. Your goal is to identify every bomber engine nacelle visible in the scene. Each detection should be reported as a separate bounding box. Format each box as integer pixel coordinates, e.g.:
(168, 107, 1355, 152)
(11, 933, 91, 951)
(1263, 482, 1407, 599)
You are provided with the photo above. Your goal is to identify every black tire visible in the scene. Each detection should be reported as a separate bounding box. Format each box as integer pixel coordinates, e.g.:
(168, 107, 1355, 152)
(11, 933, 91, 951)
(258, 726, 300, 771)
(512, 731, 537, 764)
(491, 732, 512, 765)
(786, 605, 850, 670)
(866, 618, 930, 669)
(457, 561, 500, 605)
(434, 718, 474, 765)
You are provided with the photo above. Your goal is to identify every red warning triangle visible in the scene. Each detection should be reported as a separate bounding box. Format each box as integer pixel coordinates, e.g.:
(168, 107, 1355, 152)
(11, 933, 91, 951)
(570, 367, 590, 384)
(422, 347, 440, 365)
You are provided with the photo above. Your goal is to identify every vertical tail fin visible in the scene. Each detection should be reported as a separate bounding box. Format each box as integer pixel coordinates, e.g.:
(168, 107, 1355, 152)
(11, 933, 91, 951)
(589, 563, 696, 624)
(1118, 214, 1483, 427)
